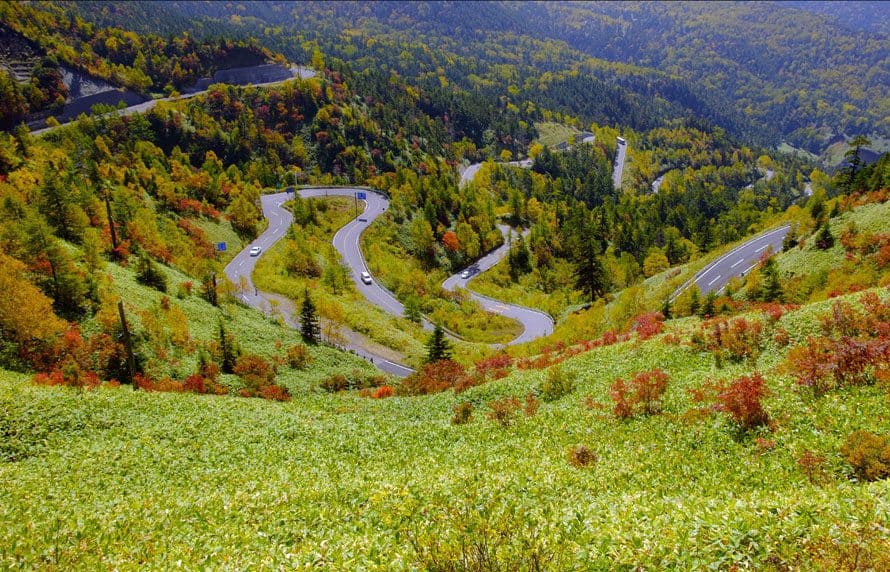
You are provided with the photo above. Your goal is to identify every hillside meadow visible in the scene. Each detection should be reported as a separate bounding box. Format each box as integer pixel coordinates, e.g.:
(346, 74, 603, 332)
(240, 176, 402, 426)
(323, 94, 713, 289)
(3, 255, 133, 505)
(2, 287, 888, 569)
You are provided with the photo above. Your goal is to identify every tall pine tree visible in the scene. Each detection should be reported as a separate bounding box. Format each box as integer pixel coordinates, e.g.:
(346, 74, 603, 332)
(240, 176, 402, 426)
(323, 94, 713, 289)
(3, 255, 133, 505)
(574, 229, 607, 301)
(761, 257, 784, 302)
(300, 289, 321, 344)
(425, 324, 452, 363)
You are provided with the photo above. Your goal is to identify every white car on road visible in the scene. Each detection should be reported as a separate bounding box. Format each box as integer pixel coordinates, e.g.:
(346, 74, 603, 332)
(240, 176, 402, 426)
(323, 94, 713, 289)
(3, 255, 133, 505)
(360, 271, 372, 285)
(249, 246, 262, 256)
(461, 270, 471, 279)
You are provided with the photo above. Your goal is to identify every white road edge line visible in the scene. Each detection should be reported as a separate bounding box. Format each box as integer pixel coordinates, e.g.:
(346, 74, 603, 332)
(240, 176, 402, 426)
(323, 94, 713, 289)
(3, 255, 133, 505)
(755, 244, 768, 253)
(743, 263, 757, 275)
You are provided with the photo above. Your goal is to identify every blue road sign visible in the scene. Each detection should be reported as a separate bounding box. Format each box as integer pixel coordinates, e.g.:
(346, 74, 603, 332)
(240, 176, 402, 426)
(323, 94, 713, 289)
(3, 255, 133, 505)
(356, 191, 367, 200)
(217, 242, 226, 252)
(287, 187, 294, 194)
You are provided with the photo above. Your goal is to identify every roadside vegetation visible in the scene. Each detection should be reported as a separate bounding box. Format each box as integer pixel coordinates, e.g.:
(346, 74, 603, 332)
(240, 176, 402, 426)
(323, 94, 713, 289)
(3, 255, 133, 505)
(361, 211, 524, 345)
(251, 195, 428, 364)
(533, 121, 580, 148)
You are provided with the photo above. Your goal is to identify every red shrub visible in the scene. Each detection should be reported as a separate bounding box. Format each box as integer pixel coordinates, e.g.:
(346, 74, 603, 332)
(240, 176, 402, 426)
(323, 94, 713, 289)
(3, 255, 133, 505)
(373, 385, 394, 399)
(773, 327, 791, 347)
(798, 449, 827, 484)
(486, 396, 522, 427)
(451, 402, 474, 425)
(609, 369, 670, 419)
(632, 312, 665, 341)
(441, 230, 460, 252)
(820, 300, 863, 338)
(517, 354, 557, 370)
(475, 353, 513, 376)
(609, 378, 633, 420)
(135, 374, 185, 393)
(397, 359, 466, 396)
(259, 384, 291, 402)
(32, 371, 64, 386)
(233, 354, 277, 394)
(523, 393, 540, 417)
(455, 353, 514, 392)
(760, 303, 786, 323)
(183, 374, 207, 394)
(567, 444, 597, 468)
(714, 372, 771, 431)
(695, 317, 764, 364)
(786, 336, 890, 395)
(755, 437, 777, 455)
(877, 244, 890, 268)
(286, 343, 312, 369)
(320, 373, 349, 393)
(453, 372, 485, 394)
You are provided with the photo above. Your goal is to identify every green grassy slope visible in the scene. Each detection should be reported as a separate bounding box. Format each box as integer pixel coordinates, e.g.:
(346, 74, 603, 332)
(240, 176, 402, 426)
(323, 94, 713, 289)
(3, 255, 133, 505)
(772, 200, 890, 302)
(533, 121, 581, 148)
(2, 287, 888, 568)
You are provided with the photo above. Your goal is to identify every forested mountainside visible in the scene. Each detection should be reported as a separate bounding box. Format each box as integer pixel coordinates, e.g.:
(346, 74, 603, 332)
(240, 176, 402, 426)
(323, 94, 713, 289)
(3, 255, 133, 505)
(55, 0, 889, 154)
(1, 2, 890, 569)
(1, 0, 885, 377)
(0, 2, 277, 128)
(785, 0, 890, 34)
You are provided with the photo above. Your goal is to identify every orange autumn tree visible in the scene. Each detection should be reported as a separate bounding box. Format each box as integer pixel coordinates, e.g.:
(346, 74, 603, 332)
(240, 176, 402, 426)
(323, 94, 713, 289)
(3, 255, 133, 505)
(442, 230, 460, 252)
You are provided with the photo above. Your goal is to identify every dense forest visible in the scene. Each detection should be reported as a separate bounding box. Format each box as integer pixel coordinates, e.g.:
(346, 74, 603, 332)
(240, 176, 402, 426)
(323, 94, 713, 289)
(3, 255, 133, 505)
(4, 0, 882, 372)
(52, 1, 888, 154)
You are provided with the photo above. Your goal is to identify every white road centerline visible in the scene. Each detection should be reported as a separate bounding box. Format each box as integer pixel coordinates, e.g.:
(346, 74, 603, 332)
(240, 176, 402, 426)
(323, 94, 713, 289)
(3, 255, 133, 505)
(707, 275, 722, 286)
(731, 259, 745, 268)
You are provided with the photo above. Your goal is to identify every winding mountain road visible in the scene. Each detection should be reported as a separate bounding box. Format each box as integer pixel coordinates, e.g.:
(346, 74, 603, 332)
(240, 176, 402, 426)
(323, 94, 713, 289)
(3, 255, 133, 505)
(612, 138, 628, 189)
(225, 186, 555, 377)
(223, 189, 412, 377)
(458, 135, 627, 190)
(32, 65, 316, 137)
(442, 226, 555, 345)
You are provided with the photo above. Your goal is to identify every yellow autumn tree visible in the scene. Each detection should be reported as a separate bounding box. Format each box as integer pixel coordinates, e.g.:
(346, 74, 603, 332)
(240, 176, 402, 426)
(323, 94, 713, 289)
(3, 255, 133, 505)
(0, 253, 66, 344)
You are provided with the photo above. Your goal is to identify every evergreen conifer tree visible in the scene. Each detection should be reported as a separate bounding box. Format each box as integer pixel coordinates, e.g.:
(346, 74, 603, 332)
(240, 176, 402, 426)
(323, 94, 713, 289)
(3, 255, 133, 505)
(815, 222, 835, 250)
(218, 319, 241, 374)
(425, 324, 452, 363)
(700, 290, 717, 317)
(761, 257, 784, 302)
(300, 289, 321, 344)
(575, 231, 607, 301)
(689, 287, 701, 316)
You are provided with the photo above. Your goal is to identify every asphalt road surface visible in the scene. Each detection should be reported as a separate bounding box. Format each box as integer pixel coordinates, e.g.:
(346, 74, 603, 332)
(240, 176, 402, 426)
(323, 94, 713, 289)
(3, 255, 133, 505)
(442, 225, 555, 345)
(672, 224, 791, 300)
(612, 138, 628, 190)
